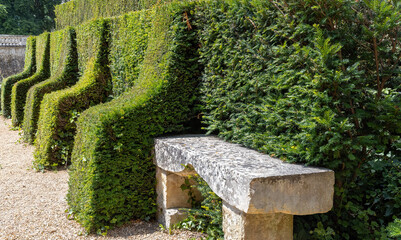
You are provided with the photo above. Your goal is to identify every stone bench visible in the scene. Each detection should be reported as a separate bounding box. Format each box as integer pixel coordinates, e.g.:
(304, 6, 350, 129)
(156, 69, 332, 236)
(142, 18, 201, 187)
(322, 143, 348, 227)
(154, 135, 335, 240)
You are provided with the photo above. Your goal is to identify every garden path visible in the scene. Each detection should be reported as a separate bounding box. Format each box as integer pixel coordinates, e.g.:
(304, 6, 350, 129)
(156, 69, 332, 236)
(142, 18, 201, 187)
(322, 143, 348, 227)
(0, 117, 203, 239)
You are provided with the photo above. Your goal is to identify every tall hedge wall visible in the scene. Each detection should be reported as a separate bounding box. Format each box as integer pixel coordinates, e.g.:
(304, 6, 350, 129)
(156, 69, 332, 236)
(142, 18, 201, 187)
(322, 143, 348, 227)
(22, 27, 79, 144)
(67, 2, 200, 232)
(33, 19, 110, 170)
(54, 0, 161, 30)
(109, 10, 152, 97)
(10, 32, 50, 126)
(1, 37, 36, 118)
(196, 0, 401, 239)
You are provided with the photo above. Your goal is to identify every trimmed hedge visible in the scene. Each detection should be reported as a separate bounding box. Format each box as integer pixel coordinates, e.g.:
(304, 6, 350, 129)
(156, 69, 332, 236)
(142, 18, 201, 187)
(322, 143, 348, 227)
(55, 0, 161, 30)
(109, 10, 152, 97)
(22, 27, 79, 144)
(33, 19, 111, 170)
(10, 32, 50, 127)
(197, 0, 401, 239)
(67, 2, 201, 232)
(1, 37, 36, 118)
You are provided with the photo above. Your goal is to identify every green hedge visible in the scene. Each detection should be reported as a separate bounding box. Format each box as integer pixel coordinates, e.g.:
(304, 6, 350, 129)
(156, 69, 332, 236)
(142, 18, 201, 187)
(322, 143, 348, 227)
(10, 32, 50, 127)
(197, 0, 401, 239)
(67, 2, 200, 232)
(54, 0, 162, 30)
(1, 37, 36, 118)
(33, 19, 111, 170)
(109, 10, 152, 96)
(22, 27, 79, 144)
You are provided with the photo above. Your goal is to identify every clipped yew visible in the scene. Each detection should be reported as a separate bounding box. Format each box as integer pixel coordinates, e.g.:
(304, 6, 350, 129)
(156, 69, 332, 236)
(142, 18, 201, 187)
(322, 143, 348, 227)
(10, 32, 50, 127)
(67, 2, 201, 232)
(1, 37, 36, 118)
(23, 27, 79, 144)
(108, 10, 152, 96)
(33, 19, 111, 170)
(55, 0, 161, 30)
(197, 0, 401, 239)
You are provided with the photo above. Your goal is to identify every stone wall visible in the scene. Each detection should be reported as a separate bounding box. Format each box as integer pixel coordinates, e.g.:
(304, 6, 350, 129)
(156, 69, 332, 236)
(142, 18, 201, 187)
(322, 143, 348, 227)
(0, 35, 28, 82)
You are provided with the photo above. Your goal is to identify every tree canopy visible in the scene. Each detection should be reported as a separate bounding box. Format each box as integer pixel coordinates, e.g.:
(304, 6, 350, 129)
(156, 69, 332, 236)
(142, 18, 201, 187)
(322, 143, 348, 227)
(0, 4, 6, 18)
(0, 0, 62, 35)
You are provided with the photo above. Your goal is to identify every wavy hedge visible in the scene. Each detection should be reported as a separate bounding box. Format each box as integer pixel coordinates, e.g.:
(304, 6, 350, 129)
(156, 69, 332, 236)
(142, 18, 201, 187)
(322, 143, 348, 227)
(10, 32, 50, 127)
(54, 0, 161, 30)
(67, 2, 201, 232)
(22, 27, 79, 144)
(1, 37, 36, 118)
(33, 19, 111, 170)
(197, 0, 401, 239)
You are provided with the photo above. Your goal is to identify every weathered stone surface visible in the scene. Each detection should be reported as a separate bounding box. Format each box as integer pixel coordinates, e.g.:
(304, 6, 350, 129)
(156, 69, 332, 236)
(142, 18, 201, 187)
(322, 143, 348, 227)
(223, 202, 293, 240)
(159, 208, 188, 228)
(154, 135, 334, 215)
(0, 35, 27, 47)
(0, 35, 27, 81)
(0, 47, 25, 80)
(156, 167, 201, 228)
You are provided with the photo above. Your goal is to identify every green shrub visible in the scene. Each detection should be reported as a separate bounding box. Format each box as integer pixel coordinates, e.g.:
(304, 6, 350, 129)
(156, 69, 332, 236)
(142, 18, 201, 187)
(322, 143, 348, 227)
(67, 2, 201, 232)
(33, 19, 110, 170)
(196, 0, 401, 239)
(176, 174, 223, 240)
(10, 32, 50, 126)
(54, 0, 163, 30)
(1, 37, 36, 118)
(387, 219, 401, 238)
(109, 10, 152, 96)
(23, 27, 79, 144)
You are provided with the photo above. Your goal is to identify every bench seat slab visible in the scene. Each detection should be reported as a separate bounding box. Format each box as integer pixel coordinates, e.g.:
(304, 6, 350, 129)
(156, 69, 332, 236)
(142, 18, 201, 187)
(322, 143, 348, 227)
(154, 135, 334, 215)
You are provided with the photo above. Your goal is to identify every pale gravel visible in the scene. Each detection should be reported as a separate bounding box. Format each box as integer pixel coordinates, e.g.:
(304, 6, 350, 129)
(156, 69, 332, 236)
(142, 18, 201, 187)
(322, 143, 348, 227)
(0, 117, 205, 240)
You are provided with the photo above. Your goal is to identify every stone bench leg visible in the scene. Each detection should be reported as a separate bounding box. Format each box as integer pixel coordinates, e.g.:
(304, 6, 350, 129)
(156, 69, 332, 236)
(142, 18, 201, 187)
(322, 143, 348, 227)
(223, 202, 293, 240)
(156, 167, 201, 228)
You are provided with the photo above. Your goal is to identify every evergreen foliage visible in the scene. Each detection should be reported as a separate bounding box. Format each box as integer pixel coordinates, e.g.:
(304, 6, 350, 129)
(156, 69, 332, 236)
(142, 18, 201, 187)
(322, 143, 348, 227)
(109, 10, 152, 96)
(176, 175, 224, 239)
(10, 32, 50, 127)
(387, 219, 401, 238)
(0, 4, 6, 18)
(54, 0, 163, 30)
(33, 19, 110, 170)
(1, 37, 36, 118)
(196, 0, 401, 239)
(67, 2, 201, 232)
(17, 0, 400, 238)
(22, 27, 79, 144)
(0, 0, 62, 35)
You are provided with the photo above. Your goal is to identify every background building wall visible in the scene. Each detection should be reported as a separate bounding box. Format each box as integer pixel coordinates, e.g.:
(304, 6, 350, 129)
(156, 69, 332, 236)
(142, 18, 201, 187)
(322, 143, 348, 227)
(0, 35, 27, 83)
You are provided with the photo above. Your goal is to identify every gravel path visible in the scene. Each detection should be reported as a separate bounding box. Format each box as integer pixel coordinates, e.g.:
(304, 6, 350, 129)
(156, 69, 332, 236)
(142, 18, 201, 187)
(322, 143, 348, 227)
(0, 117, 204, 240)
